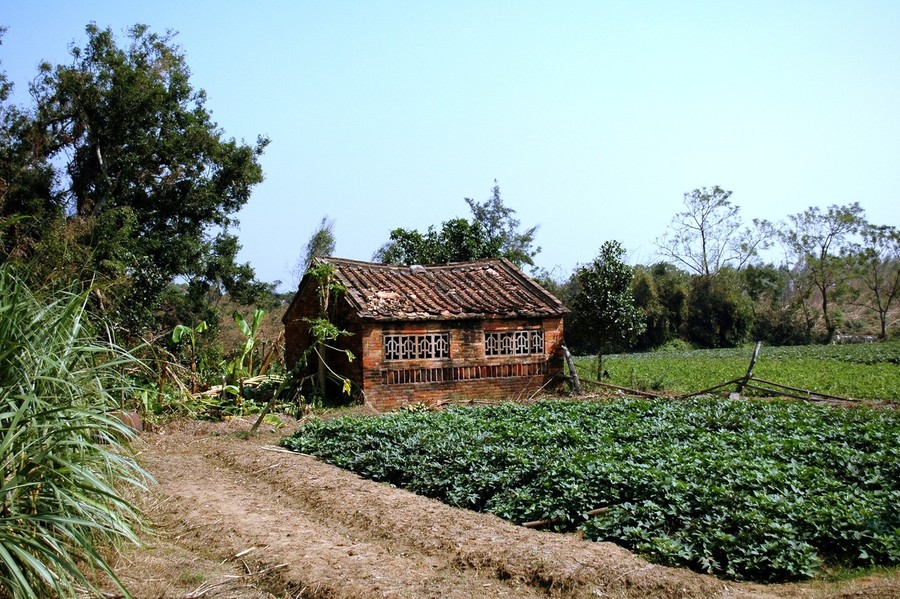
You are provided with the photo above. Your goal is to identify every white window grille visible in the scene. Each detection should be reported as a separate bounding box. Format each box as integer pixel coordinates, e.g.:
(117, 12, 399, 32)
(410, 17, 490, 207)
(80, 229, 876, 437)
(484, 330, 544, 356)
(384, 333, 449, 360)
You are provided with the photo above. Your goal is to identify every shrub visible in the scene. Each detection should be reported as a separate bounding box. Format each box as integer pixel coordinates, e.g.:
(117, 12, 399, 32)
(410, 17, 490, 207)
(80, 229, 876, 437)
(0, 266, 146, 598)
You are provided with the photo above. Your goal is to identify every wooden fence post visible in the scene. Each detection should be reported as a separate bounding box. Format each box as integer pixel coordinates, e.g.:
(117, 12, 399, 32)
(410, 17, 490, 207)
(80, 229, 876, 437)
(733, 341, 762, 398)
(561, 343, 582, 395)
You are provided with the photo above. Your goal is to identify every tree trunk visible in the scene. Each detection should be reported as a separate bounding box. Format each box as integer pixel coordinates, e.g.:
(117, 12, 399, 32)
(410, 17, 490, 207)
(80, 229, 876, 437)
(316, 342, 327, 397)
(820, 283, 836, 344)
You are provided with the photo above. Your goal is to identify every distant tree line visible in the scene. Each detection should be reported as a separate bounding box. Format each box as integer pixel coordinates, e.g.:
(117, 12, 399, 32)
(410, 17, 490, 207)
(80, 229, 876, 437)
(549, 188, 899, 355)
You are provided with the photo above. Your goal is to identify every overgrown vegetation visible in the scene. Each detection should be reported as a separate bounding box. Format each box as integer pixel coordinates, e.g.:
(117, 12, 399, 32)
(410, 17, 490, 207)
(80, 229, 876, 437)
(282, 398, 900, 583)
(0, 266, 146, 597)
(579, 341, 900, 400)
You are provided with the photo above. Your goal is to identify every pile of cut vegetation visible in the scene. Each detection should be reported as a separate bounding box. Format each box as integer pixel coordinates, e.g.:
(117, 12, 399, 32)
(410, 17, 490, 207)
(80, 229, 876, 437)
(282, 398, 900, 583)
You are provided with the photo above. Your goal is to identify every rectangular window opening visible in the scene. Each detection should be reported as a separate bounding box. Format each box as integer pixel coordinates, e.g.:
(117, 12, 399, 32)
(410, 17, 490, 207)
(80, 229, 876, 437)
(384, 333, 450, 361)
(484, 330, 544, 357)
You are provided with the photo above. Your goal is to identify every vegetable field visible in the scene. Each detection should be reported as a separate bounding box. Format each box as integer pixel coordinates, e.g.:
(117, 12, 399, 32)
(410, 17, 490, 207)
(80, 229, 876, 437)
(282, 398, 900, 582)
(580, 341, 900, 400)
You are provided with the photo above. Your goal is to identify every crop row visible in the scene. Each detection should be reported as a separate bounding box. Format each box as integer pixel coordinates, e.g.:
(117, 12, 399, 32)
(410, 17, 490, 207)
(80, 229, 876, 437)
(281, 398, 900, 582)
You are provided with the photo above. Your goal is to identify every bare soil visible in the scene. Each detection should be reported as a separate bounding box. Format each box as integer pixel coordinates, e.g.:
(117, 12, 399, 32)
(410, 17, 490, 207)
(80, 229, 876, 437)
(100, 417, 899, 599)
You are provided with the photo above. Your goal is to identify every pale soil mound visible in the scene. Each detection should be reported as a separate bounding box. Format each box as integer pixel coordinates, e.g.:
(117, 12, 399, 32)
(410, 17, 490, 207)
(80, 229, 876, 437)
(103, 417, 898, 598)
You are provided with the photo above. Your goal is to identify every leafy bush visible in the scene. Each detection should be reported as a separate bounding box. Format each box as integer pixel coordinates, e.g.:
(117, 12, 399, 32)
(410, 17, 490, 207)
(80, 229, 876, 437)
(282, 398, 900, 582)
(0, 266, 146, 597)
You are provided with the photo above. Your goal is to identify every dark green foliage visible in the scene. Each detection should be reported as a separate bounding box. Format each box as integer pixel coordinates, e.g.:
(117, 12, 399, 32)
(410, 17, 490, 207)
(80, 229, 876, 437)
(282, 398, 900, 583)
(0, 30, 59, 264)
(742, 264, 813, 346)
(569, 240, 645, 354)
(464, 181, 540, 268)
(631, 262, 690, 350)
(374, 182, 539, 268)
(1, 24, 269, 338)
(686, 269, 755, 348)
(375, 218, 502, 265)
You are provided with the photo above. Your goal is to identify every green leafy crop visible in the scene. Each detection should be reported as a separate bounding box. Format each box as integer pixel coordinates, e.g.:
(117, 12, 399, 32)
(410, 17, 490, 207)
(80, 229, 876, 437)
(282, 398, 900, 582)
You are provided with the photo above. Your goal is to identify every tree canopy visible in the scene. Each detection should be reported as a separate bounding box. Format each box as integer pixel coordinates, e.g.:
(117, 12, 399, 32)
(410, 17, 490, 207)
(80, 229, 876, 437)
(779, 203, 865, 343)
(464, 181, 540, 268)
(570, 240, 645, 355)
(0, 24, 269, 337)
(849, 224, 900, 339)
(374, 218, 502, 266)
(374, 182, 539, 268)
(655, 186, 771, 276)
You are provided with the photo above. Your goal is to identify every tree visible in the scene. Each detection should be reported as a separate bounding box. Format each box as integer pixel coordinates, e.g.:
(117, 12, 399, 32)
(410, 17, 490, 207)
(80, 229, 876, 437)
(685, 268, 755, 348)
(0, 29, 59, 261)
(464, 181, 540, 268)
(631, 262, 690, 350)
(1, 24, 269, 337)
(570, 241, 645, 356)
(742, 263, 812, 346)
(779, 203, 865, 343)
(374, 181, 539, 268)
(294, 216, 336, 283)
(655, 186, 772, 276)
(848, 224, 900, 339)
(374, 218, 502, 265)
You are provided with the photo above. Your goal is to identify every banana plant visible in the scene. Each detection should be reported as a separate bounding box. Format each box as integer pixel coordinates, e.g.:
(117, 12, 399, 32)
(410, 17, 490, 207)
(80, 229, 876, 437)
(171, 320, 208, 393)
(224, 308, 266, 400)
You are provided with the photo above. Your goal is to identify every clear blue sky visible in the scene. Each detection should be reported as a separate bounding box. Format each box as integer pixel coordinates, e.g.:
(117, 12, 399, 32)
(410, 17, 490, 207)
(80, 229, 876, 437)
(3, 1, 899, 290)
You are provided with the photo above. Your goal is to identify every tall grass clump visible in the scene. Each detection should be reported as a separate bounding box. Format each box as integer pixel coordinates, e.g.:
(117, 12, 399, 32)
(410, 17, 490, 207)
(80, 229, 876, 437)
(0, 266, 147, 598)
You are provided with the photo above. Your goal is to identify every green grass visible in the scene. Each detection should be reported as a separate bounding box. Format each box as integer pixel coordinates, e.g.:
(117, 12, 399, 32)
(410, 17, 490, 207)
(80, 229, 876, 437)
(577, 341, 900, 400)
(282, 398, 900, 583)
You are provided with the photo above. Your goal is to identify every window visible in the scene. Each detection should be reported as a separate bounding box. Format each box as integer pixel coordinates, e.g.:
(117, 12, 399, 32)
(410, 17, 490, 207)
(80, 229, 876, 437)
(384, 333, 449, 361)
(484, 330, 544, 356)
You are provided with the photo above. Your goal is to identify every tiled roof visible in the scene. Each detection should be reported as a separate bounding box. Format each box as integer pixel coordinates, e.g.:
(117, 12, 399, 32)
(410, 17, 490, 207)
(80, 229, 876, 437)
(307, 257, 568, 321)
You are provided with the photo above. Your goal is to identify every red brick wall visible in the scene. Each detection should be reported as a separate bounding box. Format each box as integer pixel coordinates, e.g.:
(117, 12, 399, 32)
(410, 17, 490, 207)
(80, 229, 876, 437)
(359, 317, 566, 411)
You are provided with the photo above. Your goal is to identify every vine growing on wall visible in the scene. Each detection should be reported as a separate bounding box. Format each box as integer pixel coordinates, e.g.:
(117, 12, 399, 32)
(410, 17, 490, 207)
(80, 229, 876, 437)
(303, 262, 354, 399)
(251, 262, 353, 433)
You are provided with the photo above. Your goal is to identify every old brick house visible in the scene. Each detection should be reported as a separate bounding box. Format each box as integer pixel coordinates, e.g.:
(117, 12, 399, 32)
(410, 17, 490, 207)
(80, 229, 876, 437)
(283, 257, 569, 411)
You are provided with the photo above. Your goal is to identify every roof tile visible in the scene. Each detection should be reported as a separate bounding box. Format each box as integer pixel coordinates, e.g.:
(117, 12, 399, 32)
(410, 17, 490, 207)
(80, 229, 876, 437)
(310, 257, 568, 321)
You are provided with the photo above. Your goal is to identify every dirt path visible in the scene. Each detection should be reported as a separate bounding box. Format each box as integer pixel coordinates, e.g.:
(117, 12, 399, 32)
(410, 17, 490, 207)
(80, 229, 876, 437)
(102, 418, 898, 599)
